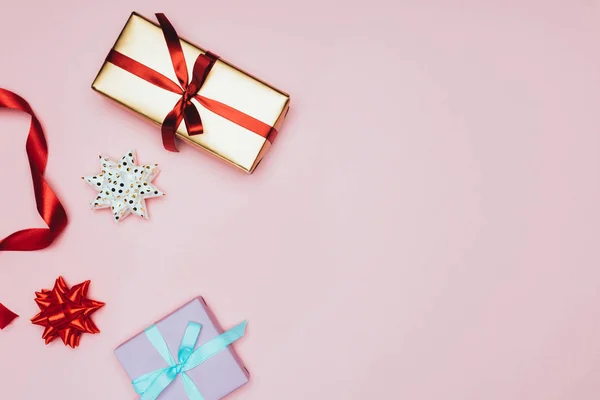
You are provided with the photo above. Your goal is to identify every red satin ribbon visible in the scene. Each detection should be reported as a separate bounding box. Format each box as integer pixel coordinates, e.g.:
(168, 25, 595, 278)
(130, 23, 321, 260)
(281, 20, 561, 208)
(0, 303, 18, 329)
(106, 13, 277, 152)
(0, 89, 68, 251)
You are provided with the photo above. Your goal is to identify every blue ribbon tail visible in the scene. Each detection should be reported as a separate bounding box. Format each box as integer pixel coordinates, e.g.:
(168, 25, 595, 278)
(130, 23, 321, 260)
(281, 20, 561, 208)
(183, 321, 248, 371)
(181, 372, 205, 400)
(132, 368, 169, 394)
(134, 325, 180, 399)
(145, 324, 177, 365)
(138, 368, 179, 400)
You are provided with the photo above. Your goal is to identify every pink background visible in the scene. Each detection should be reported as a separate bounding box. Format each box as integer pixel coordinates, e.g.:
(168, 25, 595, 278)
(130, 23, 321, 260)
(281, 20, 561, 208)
(1, 1, 599, 399)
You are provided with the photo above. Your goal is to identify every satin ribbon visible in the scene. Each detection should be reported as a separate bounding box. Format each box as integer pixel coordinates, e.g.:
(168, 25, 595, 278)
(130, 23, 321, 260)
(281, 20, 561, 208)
(0, 303, 18, 329)
(106, 13, 277, 152)
(132, 321, 247, 400)
(0, 89, 68, 251)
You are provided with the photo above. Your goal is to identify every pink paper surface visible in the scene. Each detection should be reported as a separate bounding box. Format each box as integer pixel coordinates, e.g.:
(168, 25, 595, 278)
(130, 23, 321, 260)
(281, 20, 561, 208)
(1, 2, 600, 400)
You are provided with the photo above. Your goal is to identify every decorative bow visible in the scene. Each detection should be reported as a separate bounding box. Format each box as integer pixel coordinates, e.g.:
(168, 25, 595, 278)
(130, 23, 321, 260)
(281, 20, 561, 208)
(132, 321, 247, 400)
(31, 276, 105, 348)
(106, 13, 276, 152)
(0, 89, 68, 251)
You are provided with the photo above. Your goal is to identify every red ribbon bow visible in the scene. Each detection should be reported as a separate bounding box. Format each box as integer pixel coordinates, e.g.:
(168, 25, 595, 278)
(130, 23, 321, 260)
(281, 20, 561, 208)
(31, 276, 105, 348)
(0, 89, 68, 251)
(106, 13, 277, 152)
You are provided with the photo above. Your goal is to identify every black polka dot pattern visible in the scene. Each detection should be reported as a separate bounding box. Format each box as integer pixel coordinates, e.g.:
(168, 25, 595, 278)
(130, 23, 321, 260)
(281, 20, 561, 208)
(84, 150, 164, 222)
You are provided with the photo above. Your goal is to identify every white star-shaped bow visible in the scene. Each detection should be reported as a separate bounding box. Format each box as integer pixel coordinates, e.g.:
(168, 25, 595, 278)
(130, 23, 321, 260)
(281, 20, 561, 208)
(83, 150, 164, 222)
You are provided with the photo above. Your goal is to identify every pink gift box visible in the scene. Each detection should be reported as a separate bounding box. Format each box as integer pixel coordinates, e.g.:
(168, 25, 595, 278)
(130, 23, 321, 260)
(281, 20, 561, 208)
(114, 297, 249, 399)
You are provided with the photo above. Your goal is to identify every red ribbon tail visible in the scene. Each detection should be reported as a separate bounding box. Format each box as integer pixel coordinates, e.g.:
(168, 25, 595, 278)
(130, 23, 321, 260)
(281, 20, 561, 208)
(0, 303, 18, 330)
(183, 103, 204, 136)
(161, 107, 184, 152)
(155, 13, 189, 87)
(0, 229, 57, 251)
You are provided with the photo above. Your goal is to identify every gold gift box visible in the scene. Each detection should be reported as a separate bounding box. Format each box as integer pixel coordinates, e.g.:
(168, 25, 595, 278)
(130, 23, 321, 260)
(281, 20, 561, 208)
(92, 12, 290, 173)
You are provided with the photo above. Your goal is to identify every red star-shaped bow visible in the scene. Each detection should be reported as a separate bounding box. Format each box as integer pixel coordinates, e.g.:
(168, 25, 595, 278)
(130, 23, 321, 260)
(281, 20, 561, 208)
(31, 276, 104, 348)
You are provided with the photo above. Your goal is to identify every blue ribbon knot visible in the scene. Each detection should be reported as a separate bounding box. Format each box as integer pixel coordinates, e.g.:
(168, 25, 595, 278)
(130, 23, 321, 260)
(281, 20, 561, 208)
(132, 320, 247, 400)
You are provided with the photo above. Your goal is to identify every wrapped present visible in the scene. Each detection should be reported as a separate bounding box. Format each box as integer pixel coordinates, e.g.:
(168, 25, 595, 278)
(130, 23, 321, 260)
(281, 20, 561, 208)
(92, 12, 290, 173)
(114, 297, 249, 400)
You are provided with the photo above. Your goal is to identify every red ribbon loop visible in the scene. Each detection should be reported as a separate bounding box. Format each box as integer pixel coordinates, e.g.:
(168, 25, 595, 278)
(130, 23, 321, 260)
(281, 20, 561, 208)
(0, 89, 68, 252)
(106, 13, 277, 152)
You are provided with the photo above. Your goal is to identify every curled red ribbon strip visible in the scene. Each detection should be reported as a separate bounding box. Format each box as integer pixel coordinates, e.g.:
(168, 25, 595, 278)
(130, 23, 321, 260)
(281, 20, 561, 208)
(0, 89, 68, 251)
(0, 303, 18, 330)
(106, 13, 277, 152)
(31, 276, 105, 348)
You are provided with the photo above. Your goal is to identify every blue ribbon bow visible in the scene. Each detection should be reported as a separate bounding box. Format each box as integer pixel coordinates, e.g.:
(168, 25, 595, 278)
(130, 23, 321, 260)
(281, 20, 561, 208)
(132, 321, 247, 400)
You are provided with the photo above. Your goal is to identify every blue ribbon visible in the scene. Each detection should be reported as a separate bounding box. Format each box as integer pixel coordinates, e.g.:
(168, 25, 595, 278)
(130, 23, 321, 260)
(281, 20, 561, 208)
(132, 321, 247, 400)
